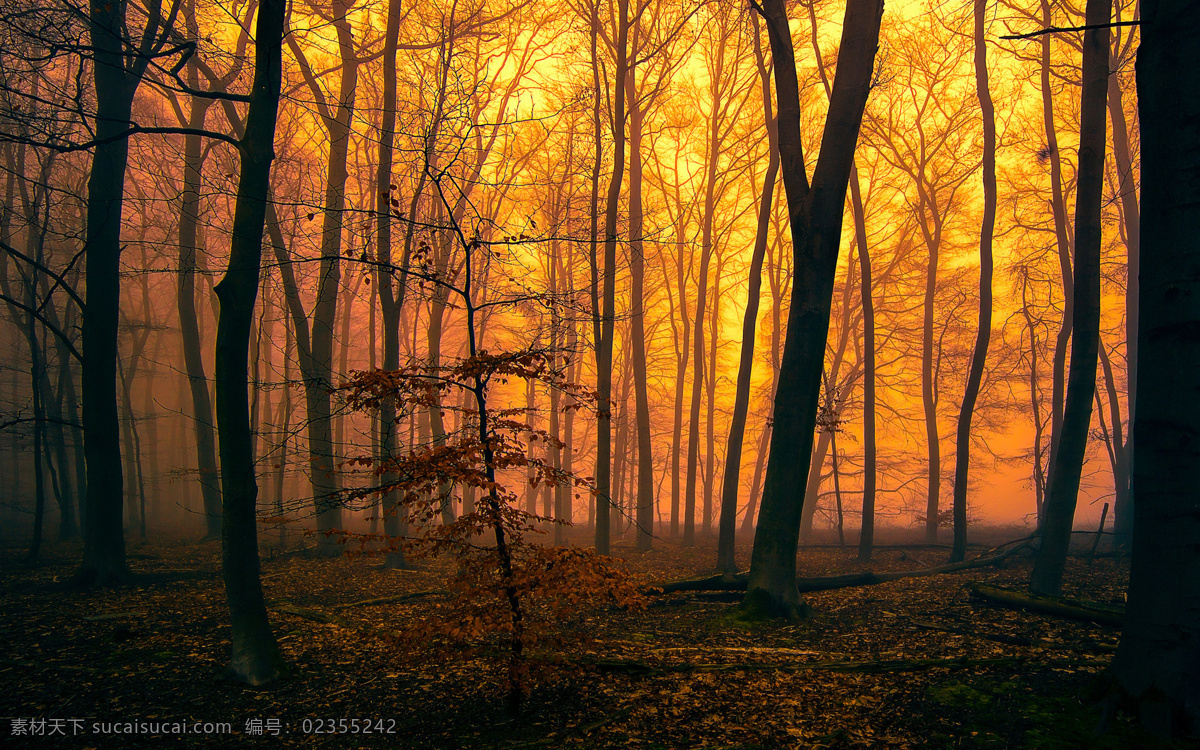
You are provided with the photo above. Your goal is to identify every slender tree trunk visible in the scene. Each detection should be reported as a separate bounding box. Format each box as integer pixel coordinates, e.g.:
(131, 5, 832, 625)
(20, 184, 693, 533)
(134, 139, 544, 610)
(375, 0, 410, 569)
(718, 13, 778, 575)
(1019, 268, 1048, 519)
(1111, 0, 1200, 732)
(685, 15, 728, 547)
(594, 0, 630, 556)
(288, 0, 361, 553)
(1030, 0, 1110, 597)
(1097, 343, 1129, 535)
(743, 0, 883, 620)
(1106, 33, 1139, 550)
(1040, 0, 1075, 522)
(670, 222, 690, 538)
(948, 0, 997, 563)
(212, 0, 286, 685)
(852, 178, 875, 562)
(178, 58, 223, 540)
(626, 54, 654, 552)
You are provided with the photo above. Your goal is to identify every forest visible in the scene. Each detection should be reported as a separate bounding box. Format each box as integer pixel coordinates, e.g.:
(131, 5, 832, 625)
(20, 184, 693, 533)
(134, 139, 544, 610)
(0, 0, 1197, 746)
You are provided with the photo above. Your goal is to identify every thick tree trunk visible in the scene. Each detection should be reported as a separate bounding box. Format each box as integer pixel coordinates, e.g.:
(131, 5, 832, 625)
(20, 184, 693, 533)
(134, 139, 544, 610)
(1111, 1, 1200, 733)
(743, 0, 883, 620)
(212, 0, 286, 685)
(76, 0, 141, 586)
(1030, 0, 1110, 597)
(948, 0, 997, 563)
(718, 14, 777, 575)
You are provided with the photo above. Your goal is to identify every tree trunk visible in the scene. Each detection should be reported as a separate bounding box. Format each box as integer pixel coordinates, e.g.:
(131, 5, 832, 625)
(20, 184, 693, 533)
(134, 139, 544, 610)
(948, 0, 997, 563)
(743, 0, 883, 620)
(1030, 0, 1110, 597)
(287, 0, 361, 554)
(718, 13, 778, 575)
(594, 0, 630, 556)
(852, 174, 875, 563)
(1040, 0, 1075, 523)
(626, 50, 655, 552)
(1106, 28, 1139, 550)
(1018, 267, 1048, 519)
(178, 54, 223, 540)
(212, 0, 286, 685)
(1111, 0, 1200, 732)
(76, 0, 142, 586)
(375, 0, 410, 569)
(684, 11, 728, 547)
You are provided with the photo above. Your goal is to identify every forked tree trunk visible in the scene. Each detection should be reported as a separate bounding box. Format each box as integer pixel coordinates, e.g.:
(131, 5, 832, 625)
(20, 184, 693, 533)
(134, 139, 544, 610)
(948, 0, 997, 563)
(1030, 0, 1110, 597)
(212, 0, 286, 685)
(1111, 0, 1200, 732)
(743, 0, 883, 620)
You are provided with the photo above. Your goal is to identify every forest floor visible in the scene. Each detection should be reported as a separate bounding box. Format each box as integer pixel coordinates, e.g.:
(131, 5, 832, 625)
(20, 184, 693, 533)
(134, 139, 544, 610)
(0, 530, 1191, 749)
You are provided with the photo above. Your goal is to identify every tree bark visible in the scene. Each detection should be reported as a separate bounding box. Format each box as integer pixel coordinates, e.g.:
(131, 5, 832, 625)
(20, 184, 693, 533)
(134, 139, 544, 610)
(1030, 0, 1110, 597)
(1111, 0, 1200, 734)
(375, 0, 410, 569)
(177, 9, 222, 540)
(718, 13, 777, 575)
(1106, 22, 1139, 550)
(948, 0, 997, 563)
(287, 0, 361, 554)
(743, 0, 884, 620)
(212, 0, 286, 685)
(684, 6, 730, 547)
(76, 0, 145, 586)
(594, 0, 629, 556)
(1040, 0, 1075, 523)
(625, 41, 654, 552)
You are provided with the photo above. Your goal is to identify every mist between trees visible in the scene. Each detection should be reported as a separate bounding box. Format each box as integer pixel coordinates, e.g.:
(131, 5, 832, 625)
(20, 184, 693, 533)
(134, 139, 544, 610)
(1, 0, 1197, 735)
(0, 0, 1140, 552)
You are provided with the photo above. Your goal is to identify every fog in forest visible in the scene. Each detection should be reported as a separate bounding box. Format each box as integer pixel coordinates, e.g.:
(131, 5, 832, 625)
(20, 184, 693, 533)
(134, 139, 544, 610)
(2, 0, 1198, 744)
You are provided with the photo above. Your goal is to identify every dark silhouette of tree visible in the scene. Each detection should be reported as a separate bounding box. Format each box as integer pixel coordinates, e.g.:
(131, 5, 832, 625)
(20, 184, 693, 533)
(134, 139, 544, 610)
(1109, 0, 1200, 735)
(211, 0, 286, 686)
(948, 0, 998, 563)
(1030, 0, 1110, 597)
(741, 0, 884, 620)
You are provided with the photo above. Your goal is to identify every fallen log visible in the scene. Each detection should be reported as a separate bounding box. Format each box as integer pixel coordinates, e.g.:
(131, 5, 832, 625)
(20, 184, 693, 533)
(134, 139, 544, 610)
(653, 541, 1032, 596)
(968, 583, 1124, 627)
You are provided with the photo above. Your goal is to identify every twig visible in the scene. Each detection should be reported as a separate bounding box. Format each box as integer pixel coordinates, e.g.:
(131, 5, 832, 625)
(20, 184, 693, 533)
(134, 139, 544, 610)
(1001, 20, 1139, 40)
